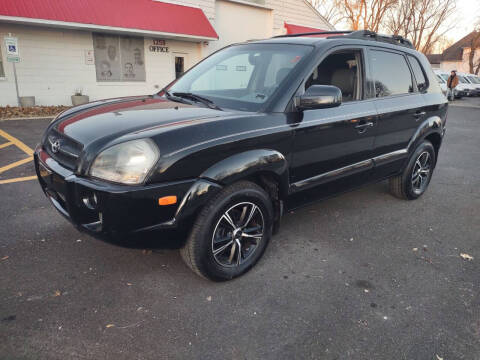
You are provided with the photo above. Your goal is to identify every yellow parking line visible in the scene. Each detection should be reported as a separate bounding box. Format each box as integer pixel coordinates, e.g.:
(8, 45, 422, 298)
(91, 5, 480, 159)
(0, 142, 13, 149)
(0, 129, 34, 156)
(0, 175, 37, 185)
(0, 157, 32, 174)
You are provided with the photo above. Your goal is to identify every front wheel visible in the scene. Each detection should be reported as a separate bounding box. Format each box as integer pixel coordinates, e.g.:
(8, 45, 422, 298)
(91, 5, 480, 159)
(389, 140, 436, 200)
(180, 181, 273, 281)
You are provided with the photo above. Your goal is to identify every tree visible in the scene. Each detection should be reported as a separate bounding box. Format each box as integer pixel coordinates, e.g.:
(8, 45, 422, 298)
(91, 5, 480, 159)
(311, 0, 457, 54)
(339, 0, 398, 32)
(468, 23, 480, 74)
(385, 0, 457, 53)
(309, 0, 344, 26)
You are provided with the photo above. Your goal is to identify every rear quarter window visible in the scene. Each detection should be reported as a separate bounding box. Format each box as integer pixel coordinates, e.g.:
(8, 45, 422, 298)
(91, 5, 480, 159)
(408, 55, 428, 91)
(369, 50, 413, 97)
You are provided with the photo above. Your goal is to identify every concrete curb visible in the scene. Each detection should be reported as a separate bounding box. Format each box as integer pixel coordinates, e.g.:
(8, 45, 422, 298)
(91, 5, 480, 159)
(449, 103, 480, 109)
(0, 116, 55, 122)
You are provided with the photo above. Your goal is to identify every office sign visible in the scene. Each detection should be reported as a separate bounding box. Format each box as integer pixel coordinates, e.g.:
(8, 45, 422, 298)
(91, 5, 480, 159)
(150, 39, 169, 53)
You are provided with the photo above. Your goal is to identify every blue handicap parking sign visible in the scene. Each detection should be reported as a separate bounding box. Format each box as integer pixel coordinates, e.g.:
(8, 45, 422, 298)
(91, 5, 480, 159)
(8, 45, 16, 52)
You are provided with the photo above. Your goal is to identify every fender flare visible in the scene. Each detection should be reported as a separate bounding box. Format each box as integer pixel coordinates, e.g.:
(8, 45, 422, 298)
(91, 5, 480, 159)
(173, 149, 289, 227)
(407, 115, 444, 154)
(201, 149, 289, 197)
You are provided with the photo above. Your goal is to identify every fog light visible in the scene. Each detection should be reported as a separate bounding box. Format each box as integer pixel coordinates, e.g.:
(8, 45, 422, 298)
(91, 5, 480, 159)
(82, 192, 98, 210)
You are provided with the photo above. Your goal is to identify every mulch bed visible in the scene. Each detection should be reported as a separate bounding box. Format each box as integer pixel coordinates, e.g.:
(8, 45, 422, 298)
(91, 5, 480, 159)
(0, 106, 70, 119)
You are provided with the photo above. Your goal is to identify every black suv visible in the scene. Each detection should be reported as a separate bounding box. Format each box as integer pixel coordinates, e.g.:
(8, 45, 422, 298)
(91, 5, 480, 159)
(35, 31, 447, 281)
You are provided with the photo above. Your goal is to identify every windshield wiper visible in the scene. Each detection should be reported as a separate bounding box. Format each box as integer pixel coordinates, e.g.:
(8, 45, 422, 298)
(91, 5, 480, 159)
(159, 87, 192, 105)
(160, 87, 173, 99)
(172, 92, 222, 110)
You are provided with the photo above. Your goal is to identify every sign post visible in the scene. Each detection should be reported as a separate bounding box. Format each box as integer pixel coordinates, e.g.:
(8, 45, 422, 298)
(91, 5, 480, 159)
(4, 35, 21, 106)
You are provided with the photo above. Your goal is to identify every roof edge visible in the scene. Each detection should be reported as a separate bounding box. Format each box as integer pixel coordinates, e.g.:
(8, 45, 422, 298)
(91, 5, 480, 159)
(0, 15, 218, 41)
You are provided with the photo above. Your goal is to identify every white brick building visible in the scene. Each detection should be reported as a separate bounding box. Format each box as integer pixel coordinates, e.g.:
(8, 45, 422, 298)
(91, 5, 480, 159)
(0, 0, 333, 106)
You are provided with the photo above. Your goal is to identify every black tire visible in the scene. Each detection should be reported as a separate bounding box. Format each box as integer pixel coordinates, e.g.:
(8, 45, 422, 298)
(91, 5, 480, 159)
(180, 181, 274, 281)
(389, 140, 436, 200)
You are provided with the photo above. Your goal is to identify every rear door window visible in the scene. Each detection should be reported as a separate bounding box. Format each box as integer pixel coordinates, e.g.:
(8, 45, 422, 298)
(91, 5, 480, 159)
(369, 50, 413, 97)
(408, 55, 428, 91)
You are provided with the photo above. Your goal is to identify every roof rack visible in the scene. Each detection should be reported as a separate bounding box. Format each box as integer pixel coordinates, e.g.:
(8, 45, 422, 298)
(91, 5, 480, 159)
(273, 30, 353, 38)
(274, 30, 414, 49)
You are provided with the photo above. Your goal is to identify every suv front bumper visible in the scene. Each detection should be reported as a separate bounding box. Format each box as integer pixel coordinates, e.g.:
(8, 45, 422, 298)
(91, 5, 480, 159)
(34, 147, 221, 238)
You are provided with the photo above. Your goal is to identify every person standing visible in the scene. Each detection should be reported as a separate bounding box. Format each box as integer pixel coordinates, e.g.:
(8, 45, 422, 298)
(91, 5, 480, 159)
(447, 70, 459, 101)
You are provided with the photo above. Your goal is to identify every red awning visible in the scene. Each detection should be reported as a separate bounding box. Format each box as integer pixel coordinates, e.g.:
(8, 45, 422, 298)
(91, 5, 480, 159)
(284, 22, 328, 37)
(0, 0, 218, 40)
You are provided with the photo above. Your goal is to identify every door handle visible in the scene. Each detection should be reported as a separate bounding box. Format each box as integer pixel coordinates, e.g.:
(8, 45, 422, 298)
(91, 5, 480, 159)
(414, 111, 426, 120)
(355, 121, 374, 130)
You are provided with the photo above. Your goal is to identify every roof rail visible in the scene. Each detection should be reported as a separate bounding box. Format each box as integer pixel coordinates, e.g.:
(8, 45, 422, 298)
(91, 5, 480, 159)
(340, 30, 414, 48)
(273, 30, 353, 38)
(273, 29, 414, 49)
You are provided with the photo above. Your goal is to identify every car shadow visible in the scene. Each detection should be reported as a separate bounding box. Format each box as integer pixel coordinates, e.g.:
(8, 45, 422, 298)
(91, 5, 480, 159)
(93, 181, 391, 252)
(88, 227, 189, 250)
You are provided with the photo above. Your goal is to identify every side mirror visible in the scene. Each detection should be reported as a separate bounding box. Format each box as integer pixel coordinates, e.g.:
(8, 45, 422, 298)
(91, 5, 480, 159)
(295, 85, 342, 110)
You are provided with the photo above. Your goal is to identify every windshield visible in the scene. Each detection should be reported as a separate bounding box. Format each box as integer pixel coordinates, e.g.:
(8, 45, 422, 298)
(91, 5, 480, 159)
(436, 74, 445, 83)
(467, 76, 480, 84)
(440, 74, 449, 82)
(165, 44, 313, 111)
(458, 76, 469, 84)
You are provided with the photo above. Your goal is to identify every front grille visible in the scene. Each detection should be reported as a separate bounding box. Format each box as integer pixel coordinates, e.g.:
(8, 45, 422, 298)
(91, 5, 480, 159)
(44, 128, 83, 170)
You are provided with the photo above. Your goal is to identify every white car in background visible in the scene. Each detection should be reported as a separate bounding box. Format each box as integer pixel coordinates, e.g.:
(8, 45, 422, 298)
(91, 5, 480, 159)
(456, 73, 479, 96)
(434, 70, 466, 98)
(435, 74, 448, 96)
(464, 73, 480, 95)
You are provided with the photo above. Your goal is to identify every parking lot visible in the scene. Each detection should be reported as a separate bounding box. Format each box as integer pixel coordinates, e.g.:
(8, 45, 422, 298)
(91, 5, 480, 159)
(1, 102, 479, 359)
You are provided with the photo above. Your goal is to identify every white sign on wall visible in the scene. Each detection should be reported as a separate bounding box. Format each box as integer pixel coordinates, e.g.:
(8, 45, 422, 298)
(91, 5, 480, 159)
(85, 49, 94, 65)
(149, 39, 169, 53)
(4, 36, 20, 62)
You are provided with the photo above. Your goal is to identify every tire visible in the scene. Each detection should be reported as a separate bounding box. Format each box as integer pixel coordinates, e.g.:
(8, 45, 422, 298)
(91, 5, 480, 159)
(389, 140, 436, 200)
(180, 181, 274, 281)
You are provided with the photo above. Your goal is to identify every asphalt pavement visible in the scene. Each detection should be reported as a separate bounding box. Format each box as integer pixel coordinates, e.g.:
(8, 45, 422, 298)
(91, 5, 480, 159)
(0, 103, 479, 360)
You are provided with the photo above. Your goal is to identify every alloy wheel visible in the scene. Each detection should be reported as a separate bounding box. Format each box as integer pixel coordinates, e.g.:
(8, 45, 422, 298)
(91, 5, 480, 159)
(411, 151, 432, 194)
(211, 202, 265, 268)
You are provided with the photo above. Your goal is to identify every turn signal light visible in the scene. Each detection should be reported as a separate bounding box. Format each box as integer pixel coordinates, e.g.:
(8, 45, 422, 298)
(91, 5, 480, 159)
(158, 195, 177, 206)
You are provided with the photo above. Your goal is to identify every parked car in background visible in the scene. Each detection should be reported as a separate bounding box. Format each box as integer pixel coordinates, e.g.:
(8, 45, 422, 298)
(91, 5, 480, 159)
(35, 30, 447, 281)
(435, 74, 448, 96)
(463, 73, 480, 95)
(434, 70, 465, 98)
(456, 73, 479, 96)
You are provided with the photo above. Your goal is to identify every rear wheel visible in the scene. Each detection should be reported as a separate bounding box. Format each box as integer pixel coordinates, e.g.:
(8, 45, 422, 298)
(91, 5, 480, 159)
(180, 181, 273, 281)
(389, 140, 436, 200)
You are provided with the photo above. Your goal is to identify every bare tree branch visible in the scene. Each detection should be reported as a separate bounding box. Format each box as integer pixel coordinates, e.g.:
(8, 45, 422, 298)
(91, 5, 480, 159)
(311, 0, 458, 55)
(309, 0, 345, 26)
(384, 0, 457, 53)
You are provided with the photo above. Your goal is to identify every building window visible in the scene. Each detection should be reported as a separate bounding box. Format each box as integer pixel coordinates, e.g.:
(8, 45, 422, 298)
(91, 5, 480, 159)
(0, 46, 5, 77)
(92, 33, 146, 82)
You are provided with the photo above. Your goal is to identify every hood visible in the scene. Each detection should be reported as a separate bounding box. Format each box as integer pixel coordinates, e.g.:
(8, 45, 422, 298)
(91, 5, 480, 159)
(52, 95, 232, 145)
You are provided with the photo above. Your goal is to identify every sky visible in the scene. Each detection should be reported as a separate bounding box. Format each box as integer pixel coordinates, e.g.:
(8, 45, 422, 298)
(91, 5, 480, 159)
(452, 0, 480, 40)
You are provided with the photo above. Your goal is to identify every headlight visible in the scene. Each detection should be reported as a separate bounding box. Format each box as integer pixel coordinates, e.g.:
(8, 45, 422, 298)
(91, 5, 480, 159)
(89, 139, 159, 184)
